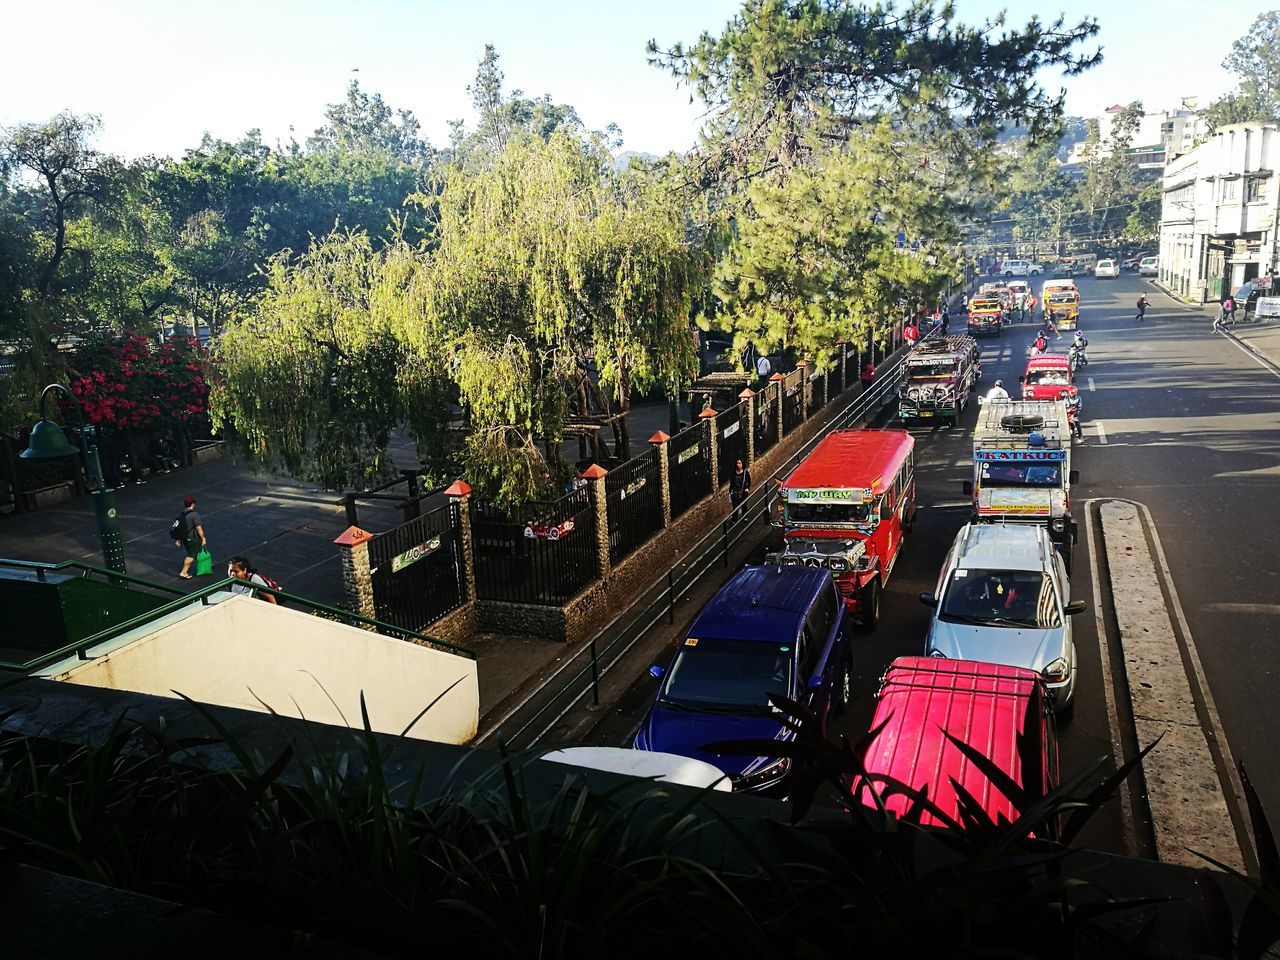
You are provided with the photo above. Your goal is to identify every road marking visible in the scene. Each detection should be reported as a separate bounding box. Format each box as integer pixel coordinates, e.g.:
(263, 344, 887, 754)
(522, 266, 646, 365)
(928, 500, 972, 509)
(1204, 602, 1280, 615)
(1219, 328, 1280, 382)
(1082, 501, 1137, 857)
(1087, 377, 1096, 392)
(1095, 422, 1108, 444)
(1099, 500, 1246, 872)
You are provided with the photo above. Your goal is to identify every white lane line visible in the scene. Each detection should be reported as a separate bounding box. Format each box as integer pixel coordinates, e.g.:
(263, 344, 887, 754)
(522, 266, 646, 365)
(1100, 500, 1243, 871)
(928, 500, 972, 509)
(1219, 329, 1280, 382)
(1204, 602, 1280, 615)
(1082, 500, 1137, 857)
(1087, 377, 1096, 392)
(1096, 421, 1108, 444)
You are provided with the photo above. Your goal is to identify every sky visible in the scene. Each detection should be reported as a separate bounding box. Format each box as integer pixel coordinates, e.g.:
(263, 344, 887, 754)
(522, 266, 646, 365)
(0, 0, 1275, 160)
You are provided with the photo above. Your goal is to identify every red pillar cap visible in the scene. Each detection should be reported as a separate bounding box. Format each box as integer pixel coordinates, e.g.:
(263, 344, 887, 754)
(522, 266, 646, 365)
(835, 338, 846, 345)
(796, 359, 808, 368)
(334, 525, 373, 546)
(580, 463, 608, 480)
(443, 479, 473, 497)
(738, 387, 757, 399)
(698, 407, 718, 419)
(769, 372, 785, 381)
(648, 430, 671, 444)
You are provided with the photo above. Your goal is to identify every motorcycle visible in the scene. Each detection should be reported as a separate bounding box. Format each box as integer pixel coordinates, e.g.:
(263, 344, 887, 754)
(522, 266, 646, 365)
(1068, 344, 1087, 371)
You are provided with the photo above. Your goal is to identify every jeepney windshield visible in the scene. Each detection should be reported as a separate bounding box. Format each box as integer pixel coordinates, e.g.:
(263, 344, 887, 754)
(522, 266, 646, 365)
(906, 360, 957, 379)
(1048, 293, 1077, 305)
(979, 462, 1062, 487)
(1024, 369, 1071, 387)
(786, 499, 877, 525)
(970, 299, 1001, 310)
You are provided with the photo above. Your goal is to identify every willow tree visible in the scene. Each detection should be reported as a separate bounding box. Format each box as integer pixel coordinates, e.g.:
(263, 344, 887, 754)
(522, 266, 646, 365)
(211, 230, 411, 488)
(394, 131, 701, 505)
(650, 0, 1100, 361)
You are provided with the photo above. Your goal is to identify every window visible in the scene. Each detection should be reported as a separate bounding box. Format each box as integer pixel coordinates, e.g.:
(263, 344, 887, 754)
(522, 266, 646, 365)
(1221, 178, 1240, 202)
(663, 638, 793, 709)
(939, 570, 1062, 628)
(1247, 178, 1267, 203)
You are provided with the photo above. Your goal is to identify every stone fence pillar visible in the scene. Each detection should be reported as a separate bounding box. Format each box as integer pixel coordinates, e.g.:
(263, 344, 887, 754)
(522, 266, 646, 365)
(836, 340, 848, 394)
(699, 407, 719, 490)
(770, 372, 785, 439)
(334, 525, 376, 629)
(581, 463, 610, 578)
(649, 431, 672, 528)
(443, 479, 475, 602)
(796, 360, 809, 422)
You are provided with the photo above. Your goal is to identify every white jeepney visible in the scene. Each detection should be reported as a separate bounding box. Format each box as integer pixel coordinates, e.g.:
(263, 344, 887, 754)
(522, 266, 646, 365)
(966, 399, 1079, 568)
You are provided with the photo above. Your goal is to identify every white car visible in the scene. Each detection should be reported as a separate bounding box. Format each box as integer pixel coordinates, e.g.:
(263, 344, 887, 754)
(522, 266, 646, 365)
(1094, 259, 1120, 278)
(1138, 256, 1159, 276)
(1000, 259, 1044, 277)
(919, 524, 1087, 718)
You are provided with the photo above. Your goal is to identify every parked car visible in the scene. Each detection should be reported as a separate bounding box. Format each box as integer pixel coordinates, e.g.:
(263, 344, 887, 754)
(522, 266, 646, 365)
(635, 565, 850, 794)
(919, 524, 1085, 717)
(1094, 259, 1120, 278)
(1000, 259, 1044, 277)
(1138, 256, 1159, 276)
(856, 656, 1061, 834)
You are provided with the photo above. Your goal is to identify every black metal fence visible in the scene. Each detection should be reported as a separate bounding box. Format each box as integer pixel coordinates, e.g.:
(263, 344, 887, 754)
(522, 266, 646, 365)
(605, 449, 663, 565)
(471, 489, 598, 605)
(716, 403, 746, 486)
(808, 369, 827, 413)
(368, 502, 465, 631)
(756, 385, 778, 456)
(782, 371, 805, 433)
(667, 423, 711, 519)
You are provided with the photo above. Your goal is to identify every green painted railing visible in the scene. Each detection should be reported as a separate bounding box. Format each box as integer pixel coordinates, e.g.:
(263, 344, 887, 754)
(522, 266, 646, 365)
(0, 568, 475, 674)
(0, 557, 187, 596)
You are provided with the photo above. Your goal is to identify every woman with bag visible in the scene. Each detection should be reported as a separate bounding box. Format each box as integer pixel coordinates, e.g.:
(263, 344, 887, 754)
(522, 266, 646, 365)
(175, 495, 208, 579)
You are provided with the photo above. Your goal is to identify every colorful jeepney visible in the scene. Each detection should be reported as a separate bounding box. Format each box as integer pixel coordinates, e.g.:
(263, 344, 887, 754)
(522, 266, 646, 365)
(772, 430, 916, 627)
(897, 336, 981, 427)
(965, 399, 1077, 568)
(967, 295, 1005, 336)
(1041, 279, 1080, 329)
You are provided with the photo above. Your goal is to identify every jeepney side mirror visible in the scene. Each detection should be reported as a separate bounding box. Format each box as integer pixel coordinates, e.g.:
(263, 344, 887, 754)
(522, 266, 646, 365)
(1068, 470, 1079, 484)
(648, 664, 665, 679)
(961, 480, 973, 496)
(1064, 600, 1087, 616)
(919, 592, 938, 608)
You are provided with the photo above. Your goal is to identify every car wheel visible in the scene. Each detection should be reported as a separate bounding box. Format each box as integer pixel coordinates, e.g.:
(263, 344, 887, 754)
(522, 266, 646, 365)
(834, 655, 853, 712)
(1005, 271, 1013, 277)
(860, 579, 880, 630)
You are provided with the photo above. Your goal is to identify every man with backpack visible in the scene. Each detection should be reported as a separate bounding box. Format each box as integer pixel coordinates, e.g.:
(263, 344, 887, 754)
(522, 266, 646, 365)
(1136, 294, 1148, 321)
(172, 496, 207, 579)
(227, 556, 279, 604)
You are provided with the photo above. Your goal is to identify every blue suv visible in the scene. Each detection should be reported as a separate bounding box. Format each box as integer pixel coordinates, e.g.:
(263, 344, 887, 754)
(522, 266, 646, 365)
(634, 565, 850, 794)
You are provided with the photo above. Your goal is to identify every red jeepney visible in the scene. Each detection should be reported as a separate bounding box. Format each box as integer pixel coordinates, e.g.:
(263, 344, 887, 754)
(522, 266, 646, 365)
(855, 657, 1060, 835)
(773, 430, 915, 628)
(1020, 354, 1073, 400)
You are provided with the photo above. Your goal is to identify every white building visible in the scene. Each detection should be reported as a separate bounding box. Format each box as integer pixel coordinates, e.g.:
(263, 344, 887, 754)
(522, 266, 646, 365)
(1159, 123, 1280, 303)
(1067, 103, 1209, 169)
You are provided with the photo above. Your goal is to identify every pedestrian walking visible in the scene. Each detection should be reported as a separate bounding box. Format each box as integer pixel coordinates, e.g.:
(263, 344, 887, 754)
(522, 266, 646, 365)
(754, 352, 772, 383)
(728, 459, 752, 521)
(1044, 316, 1060, 339)
(940, 306, 950, 336)
(227, 556, 278, 604)
(1225, 295, 1237, 323)
(1135, 294, 1148, 321)
(903, 321, 920, 345)
(174, 496, 207, 579)
(861, 360, 876, 389)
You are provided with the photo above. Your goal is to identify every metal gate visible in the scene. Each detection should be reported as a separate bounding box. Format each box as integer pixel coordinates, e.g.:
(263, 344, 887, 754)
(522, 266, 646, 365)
(471, 489, 598, 605)
(668, 423, 711, 519)
(782, 370, 804, 434)
(716, 404, 746, 486)
(606, 449, 663, 565)
(755, 385, 778, 456)
(368, 502, 465, 631)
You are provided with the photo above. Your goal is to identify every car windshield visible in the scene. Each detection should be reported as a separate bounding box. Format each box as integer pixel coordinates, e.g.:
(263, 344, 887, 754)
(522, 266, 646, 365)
(940, 569, 1061, 628)
(1048, 294, 1077, 305)
(787, 500, 875, 524)
(907, 361, 957, 378)
(662, 638, 793, 709)
(1025, 369, 1071, 387)
(979, 462, 1061, 487)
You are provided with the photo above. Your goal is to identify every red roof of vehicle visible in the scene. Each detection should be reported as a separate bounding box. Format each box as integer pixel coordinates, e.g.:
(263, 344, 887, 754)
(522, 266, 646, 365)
(1024, 354, 1072, 371)
(780, 430, 914, 495)
(858, 657, 1050, 830)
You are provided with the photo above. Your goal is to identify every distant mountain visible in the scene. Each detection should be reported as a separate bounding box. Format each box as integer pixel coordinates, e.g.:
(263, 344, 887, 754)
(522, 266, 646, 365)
(995, 117, 1088, 162)
(613, 150, 658, 170)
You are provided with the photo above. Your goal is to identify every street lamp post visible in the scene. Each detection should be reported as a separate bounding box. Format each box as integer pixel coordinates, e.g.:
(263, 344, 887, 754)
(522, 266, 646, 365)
(20, 383, 126, 573)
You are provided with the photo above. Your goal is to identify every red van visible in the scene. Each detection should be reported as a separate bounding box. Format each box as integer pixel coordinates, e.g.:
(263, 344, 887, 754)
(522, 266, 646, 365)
(855, 656, 1059, 834)
(1020, 355, 1073, 401)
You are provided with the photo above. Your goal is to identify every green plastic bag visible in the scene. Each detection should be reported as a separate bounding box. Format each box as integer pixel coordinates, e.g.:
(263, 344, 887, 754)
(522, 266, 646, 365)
(195, 549, 213, 576)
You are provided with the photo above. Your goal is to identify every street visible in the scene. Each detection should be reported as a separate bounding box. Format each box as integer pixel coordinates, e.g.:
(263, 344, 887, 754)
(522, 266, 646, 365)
(583, 272, 1280, 859)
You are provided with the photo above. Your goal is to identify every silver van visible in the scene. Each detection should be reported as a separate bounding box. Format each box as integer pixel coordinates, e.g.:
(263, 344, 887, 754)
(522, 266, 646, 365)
(919, 523, 1086, 719)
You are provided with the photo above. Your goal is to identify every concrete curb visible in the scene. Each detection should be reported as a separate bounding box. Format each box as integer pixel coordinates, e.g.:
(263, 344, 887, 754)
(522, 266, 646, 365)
(1100, 500, 1244, 872)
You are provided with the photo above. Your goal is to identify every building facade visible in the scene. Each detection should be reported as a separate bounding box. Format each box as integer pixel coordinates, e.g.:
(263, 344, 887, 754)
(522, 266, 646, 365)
(1159, 123, 1280, 303)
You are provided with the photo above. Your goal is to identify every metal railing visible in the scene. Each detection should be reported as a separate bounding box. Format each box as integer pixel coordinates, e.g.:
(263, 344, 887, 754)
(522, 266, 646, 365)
(368, 501, 466, 630)
(0, 557, 187, 595)
(605, 449, 662, 566)
(476, 335, 924, 749)
(0, 573, 476, 675)
(471, 489, 598, 605)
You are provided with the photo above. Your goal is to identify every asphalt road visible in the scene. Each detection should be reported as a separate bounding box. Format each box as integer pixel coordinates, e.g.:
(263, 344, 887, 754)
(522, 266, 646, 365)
(585, 271, 1280, 859)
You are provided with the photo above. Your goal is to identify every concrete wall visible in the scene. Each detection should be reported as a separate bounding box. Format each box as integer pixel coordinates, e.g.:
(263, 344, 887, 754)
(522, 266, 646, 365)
(50, 595, 478, 744)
